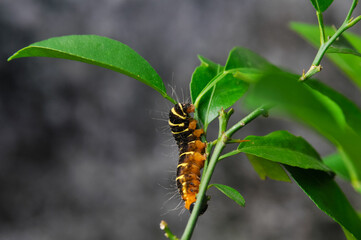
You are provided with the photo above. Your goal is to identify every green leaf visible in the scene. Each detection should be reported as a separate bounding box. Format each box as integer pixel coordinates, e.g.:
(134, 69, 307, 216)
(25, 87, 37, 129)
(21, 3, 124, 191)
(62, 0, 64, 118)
(224, 47, 274, 71)
(306, 80, 361, 136)
(285, 166, 361, 239)
(309, 0, 334, 12)
(190, 55, 224, 104)
(190, 56, 227, 129)
(191, 48, 276, 129)
(323, 153, 351, 181)
(8, 35, 175, 102)
(343, 227, 357, 240)
(342, 212, 361, 240)
(209, 184, 245, 207)
(199, 73, 248, 131)
(336, 145, 361, 193)
(247, 69, 346, 140)
(246, 68, 361, 193)
(247, 154, 291, 182)
(290, 22, 361, 90)
(238, 131, 331, 172)
(190, 52, 250, 130)
(344, 31, 361, 53)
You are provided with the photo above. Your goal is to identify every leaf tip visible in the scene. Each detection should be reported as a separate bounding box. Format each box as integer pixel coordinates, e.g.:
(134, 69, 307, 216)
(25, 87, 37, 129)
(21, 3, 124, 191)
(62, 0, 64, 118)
(288, 21, 296, 28)
(7, 46, 30, 61)
(197, 55, 210, 67)
(7, 53, 17, 62)
(289, 21, 302, 31)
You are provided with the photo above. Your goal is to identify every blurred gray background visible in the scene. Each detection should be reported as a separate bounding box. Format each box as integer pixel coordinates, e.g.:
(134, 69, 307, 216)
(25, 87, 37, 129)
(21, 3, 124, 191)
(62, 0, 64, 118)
(1, 0, 361, 239)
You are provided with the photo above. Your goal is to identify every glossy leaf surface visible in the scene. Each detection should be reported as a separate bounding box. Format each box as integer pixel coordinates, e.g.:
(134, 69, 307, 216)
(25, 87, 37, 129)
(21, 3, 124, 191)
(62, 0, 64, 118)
(247, 69, 361, 193)
(190, 55, 224, 104)
(191, 47, 276, 129)
(323, 153, 351, 181)
(306, 79, 361, 136)
(8, 35, 173, 101)
(285, 166, 361, 239)
(309, 0, 334, 12)
(190, 51, 251, 130)
(224, 47, 274, 71)
(238, 131, 330, 172)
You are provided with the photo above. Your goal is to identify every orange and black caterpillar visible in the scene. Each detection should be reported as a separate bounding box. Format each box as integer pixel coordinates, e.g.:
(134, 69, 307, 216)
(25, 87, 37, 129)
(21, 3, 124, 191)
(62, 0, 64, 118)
(169, 103, 208, 214)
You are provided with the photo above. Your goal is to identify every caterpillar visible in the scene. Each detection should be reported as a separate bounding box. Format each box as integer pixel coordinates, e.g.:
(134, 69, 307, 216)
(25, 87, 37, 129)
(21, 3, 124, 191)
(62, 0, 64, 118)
(168, 103, 208, 214)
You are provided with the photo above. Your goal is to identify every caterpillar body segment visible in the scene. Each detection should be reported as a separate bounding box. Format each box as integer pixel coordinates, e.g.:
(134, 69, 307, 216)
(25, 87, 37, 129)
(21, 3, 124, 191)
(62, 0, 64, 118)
(169, 103, 208, 214)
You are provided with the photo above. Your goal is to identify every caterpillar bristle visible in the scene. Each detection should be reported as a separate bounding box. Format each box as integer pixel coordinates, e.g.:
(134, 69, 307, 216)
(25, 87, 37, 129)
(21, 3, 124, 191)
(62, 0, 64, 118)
(168, 103, 208, 214)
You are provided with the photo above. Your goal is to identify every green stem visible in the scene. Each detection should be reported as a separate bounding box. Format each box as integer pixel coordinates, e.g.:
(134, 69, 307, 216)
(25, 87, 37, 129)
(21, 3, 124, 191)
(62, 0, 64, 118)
(316, 11, 326, 45)
(312, 23, 351, 66)
(348, 15, 361, 28)
(202, 140, 215, 178)
(160, 221, 179, 240)
(345, 0, 358, 22)
(180, 139, 226, 240)
(181, 110, 230, 240)
(300, 23, 352, 81)
(225, 105, 270, 138)
(180, 106, 269, 239)
(300, 0, 361, 81)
